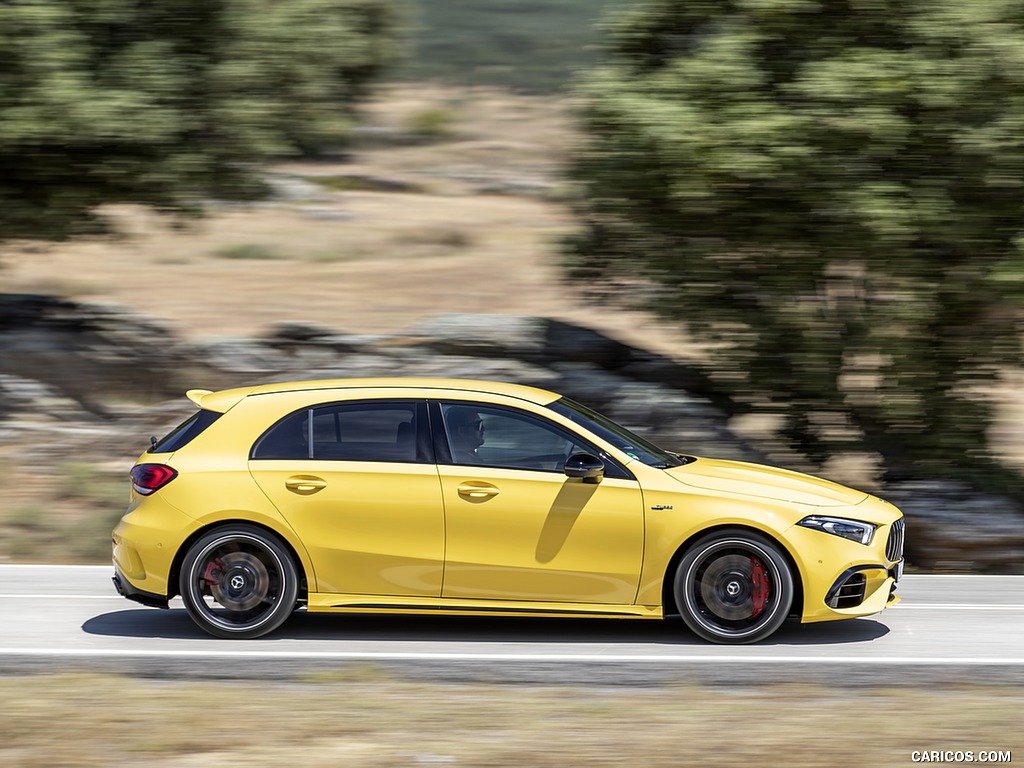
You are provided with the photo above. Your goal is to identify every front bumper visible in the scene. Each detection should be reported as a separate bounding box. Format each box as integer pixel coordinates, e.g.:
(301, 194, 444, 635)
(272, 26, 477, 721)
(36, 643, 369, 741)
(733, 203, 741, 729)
(791, 511, 905, 624)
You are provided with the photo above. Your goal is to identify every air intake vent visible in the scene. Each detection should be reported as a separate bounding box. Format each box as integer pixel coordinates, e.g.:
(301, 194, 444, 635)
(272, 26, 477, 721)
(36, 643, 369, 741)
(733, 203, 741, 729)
(827, 572, 867, 609)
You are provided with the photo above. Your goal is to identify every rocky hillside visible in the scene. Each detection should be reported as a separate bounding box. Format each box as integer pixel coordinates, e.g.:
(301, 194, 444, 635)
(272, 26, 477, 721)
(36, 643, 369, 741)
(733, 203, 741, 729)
(1, 294, 1021, 571)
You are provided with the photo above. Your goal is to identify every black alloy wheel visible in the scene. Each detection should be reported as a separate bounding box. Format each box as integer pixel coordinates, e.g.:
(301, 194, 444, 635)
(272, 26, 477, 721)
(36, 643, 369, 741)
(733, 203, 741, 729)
(180, 525, 299, 639)
(674, 529, 794, 644)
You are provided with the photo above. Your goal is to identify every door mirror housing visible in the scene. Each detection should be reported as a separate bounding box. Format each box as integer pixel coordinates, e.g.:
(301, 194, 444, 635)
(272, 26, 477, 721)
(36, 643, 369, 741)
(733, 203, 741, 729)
(564, 452, 605, 484)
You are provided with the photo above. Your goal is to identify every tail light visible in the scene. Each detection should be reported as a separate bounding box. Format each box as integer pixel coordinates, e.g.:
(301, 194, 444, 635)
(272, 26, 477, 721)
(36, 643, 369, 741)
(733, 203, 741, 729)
(131, 464, 178, 496)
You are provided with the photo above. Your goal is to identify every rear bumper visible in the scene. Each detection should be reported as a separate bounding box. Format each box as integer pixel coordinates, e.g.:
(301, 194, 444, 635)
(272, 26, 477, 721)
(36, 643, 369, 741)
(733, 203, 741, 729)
(112, 567, 169, 609)
(112, 492, 198, 598)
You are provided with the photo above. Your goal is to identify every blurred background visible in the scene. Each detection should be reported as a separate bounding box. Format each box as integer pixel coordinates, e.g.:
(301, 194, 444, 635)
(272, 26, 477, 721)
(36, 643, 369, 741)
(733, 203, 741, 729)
(1, 0, 1023, 570)
(2, 3, 1023, 766)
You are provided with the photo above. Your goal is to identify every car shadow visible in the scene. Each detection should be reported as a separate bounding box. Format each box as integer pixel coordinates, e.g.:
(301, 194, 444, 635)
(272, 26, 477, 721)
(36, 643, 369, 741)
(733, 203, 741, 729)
(82, 608, 889, 645)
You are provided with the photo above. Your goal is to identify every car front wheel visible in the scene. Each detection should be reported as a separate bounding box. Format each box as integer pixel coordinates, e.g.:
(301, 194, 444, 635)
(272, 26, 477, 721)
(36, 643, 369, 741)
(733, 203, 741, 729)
(179, 525, 299, 639)
(674, 530, 794, 644)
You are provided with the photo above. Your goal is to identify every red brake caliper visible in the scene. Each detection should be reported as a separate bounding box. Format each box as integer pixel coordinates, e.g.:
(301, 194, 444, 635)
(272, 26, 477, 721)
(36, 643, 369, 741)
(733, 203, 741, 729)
(201, 558, 224, 589)
(750, 556, 770, 619)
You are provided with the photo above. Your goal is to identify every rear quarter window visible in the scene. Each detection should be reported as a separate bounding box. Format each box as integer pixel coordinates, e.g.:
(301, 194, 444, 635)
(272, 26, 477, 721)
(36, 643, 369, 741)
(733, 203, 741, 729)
(150, 410, 222, 454)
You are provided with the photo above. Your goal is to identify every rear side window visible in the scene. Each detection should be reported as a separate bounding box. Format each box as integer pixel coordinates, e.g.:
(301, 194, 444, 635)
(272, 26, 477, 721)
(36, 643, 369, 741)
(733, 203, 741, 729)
(251, 401, 428, 463)
(150, 410, 222, 454)
(313, 403, 418, 461)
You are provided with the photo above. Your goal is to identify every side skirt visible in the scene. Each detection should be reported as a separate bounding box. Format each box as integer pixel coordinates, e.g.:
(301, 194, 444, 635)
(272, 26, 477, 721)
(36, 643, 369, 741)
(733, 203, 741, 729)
(307, 593, 663, 619)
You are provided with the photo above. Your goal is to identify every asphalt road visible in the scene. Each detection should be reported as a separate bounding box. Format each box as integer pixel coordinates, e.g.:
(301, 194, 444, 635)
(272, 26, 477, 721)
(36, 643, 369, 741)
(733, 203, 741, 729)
(1, 565, 1022, 686)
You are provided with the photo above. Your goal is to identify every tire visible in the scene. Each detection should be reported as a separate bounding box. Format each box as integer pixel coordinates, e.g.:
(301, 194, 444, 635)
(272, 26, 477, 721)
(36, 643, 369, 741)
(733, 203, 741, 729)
(179, 525, 299, 639)
(673, 529, 794, 644)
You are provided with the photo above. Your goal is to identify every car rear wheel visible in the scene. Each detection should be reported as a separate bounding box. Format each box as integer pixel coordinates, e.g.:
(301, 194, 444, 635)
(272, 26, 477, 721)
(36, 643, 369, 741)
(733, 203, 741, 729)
(179, 525, 299, 639)
(674, 530, 794, 644)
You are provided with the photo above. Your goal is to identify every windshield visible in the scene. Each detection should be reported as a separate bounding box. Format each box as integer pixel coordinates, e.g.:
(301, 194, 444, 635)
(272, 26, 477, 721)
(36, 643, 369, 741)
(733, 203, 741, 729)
(547, 397, 690, 468)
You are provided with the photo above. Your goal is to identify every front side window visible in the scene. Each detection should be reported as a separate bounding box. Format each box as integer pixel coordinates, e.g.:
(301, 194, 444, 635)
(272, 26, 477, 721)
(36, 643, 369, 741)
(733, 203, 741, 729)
(252, 401, 424, 463)
(439, 401, 618, 475)
(548, 397, 690, 468)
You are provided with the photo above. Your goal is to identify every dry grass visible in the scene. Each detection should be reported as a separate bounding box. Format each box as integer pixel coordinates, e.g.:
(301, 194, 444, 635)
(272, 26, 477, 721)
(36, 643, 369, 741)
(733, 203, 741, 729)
(990, 370, 1024, 474)
(0, 673, 1019, 767)
(0, 443, 130, 564)
(0, 84, 695, 363)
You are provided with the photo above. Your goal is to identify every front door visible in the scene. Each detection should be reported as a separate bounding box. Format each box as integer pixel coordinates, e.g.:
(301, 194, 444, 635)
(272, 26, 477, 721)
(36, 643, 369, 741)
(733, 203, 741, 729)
(436, 401, 644, 605)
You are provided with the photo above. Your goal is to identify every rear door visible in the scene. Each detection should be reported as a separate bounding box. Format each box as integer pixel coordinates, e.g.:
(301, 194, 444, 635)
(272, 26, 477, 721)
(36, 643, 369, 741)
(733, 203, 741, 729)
(248, 399, 445, 597)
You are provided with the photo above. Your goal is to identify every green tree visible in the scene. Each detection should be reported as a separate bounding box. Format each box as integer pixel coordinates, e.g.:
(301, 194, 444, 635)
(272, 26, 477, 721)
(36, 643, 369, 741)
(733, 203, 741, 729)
(568, 0, 1024, 488)
(0, 0, 401, 240)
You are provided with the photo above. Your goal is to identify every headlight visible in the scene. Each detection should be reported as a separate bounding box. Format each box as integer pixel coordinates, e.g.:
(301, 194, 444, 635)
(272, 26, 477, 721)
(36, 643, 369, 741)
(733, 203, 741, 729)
(797, 515, 875, 545)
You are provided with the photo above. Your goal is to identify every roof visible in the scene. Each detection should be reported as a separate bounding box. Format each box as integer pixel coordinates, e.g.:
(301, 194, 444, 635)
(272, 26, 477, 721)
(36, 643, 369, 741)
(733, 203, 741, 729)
(187, 378, 562, 413)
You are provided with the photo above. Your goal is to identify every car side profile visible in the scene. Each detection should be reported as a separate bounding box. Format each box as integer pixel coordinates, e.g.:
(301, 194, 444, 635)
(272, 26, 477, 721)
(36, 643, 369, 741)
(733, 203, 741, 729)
(112, 378, 905, 644)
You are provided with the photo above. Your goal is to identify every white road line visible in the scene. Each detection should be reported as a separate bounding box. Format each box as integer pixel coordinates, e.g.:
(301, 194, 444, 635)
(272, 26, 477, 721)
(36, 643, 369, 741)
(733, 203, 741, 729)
(0, 595, 124, 600)
(903, 574, 1024, 579)
(0, 648, 1022, 664)
(893, 605, 1024, 610)
(0, 565, 113, 570)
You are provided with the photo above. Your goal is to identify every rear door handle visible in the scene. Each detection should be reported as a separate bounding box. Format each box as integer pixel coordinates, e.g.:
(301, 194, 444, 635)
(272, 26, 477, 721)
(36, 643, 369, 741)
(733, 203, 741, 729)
(457, 484, 499, 498)
(285, 476, 327, 492)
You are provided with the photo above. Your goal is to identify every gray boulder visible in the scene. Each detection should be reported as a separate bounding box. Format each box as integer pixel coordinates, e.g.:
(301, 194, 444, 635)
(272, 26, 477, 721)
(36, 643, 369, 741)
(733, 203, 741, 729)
(0, 294, 187, 417)
(882, 481, 1024, 571)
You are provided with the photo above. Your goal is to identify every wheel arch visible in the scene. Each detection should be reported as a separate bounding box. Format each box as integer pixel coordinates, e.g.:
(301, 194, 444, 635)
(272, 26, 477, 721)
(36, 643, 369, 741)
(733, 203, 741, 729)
(168, 519, 310, 603)
(660, 523, 804, 621)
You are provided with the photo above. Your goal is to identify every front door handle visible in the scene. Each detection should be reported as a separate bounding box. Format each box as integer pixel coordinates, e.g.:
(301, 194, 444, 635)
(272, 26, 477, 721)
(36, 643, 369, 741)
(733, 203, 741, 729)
(285, 476, 327, 493)
(457, 484, 500, 499)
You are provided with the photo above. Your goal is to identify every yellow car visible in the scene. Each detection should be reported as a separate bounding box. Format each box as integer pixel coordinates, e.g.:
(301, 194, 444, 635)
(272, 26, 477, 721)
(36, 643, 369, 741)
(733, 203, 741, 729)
(112, 378, 905, 644)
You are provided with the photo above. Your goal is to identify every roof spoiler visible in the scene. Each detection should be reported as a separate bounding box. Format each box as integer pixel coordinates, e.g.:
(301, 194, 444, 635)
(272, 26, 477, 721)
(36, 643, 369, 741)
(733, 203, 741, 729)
(186, 389, 213, 408)
(185, 387, 255, 413)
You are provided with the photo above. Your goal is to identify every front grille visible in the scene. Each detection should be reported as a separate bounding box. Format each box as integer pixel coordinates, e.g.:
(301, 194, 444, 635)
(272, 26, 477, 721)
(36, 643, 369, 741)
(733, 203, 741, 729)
(828, 572, 867, 609)
(886, 517, 905, 562)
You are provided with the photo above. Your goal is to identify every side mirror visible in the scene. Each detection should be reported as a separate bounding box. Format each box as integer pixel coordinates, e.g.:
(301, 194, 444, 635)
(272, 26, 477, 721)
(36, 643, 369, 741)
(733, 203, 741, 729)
(564, 452, 604, 484)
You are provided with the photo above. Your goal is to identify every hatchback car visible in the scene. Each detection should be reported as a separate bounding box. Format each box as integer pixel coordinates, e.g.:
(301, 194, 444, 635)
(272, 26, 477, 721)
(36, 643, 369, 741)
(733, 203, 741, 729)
(112, 378, 905, 644)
